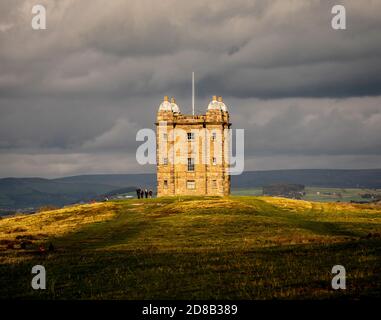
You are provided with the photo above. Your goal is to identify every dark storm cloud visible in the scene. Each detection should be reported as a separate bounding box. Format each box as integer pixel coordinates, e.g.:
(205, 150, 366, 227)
(0, 0, 381, 177)
(1, 0, 381, 99)
(232, 97, 381, 157)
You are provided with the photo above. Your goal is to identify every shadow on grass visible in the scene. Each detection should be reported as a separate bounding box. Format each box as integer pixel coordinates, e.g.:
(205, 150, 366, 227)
(235, 197, 366, 238)
(286, 219, 363, 238)
(0, 238, 380, 299)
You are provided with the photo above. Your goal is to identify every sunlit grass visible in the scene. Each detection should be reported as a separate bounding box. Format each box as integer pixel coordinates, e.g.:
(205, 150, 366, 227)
(0, 203, 116, 245)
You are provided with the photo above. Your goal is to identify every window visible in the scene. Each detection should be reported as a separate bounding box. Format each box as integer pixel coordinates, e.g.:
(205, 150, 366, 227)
(211, 132, 217, 140)
(212, 180, 217, 188)
(212, 157, 217, 165)
(163, 157, 168, 165)
(187, 158, 195, 171)
(163, 133, 168, 140)
(187, 132, 194, 141)
(187, 180, 195, 189)
(163, 180, 168, 188)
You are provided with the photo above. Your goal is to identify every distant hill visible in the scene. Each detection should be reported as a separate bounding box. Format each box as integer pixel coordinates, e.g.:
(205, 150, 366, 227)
(54, 169, 381, 189)
(54, 173, 155, 188)
(0, 177, 135, 211)
(100, 187, 137, 198)
(0, 169, 380, 211)
(231, 169, 381, 189)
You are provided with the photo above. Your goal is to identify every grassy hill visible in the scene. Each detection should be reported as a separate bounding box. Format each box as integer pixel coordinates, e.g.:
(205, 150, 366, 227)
(0, 196, 380, 299)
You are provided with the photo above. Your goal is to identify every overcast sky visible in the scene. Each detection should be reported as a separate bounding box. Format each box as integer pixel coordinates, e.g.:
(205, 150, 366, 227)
(1, 0, 381, 178)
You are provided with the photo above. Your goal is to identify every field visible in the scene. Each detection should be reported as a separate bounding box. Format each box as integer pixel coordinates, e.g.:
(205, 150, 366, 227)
(0, 196, 380, 299)
(232, 187, 381, 202)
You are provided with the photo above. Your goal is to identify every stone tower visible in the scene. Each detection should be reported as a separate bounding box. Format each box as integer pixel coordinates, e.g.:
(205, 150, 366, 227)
(156, 95, 231, 197)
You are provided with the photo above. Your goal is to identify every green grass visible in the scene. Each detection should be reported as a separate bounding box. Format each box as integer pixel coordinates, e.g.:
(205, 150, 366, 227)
(0, 196, 380, 299)
(232, 187, 381, 203)
(231, 187, 263, 196)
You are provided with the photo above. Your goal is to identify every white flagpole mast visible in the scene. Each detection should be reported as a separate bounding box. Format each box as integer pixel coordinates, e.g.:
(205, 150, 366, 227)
(192, 72, 195, 115)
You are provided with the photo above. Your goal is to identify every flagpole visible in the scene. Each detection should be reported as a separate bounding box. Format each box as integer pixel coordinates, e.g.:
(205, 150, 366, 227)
(192, 72, 195, 115)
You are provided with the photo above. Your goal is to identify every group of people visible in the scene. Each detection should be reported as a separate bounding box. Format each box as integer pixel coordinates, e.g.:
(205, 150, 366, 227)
(136, 188, 153, 199)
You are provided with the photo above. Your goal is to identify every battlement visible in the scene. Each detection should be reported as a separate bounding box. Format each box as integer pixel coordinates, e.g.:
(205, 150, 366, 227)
(157, 96, 230, 125)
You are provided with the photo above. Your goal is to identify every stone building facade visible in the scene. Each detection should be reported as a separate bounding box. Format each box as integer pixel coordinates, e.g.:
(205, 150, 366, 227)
(156, 95, 231, 197)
